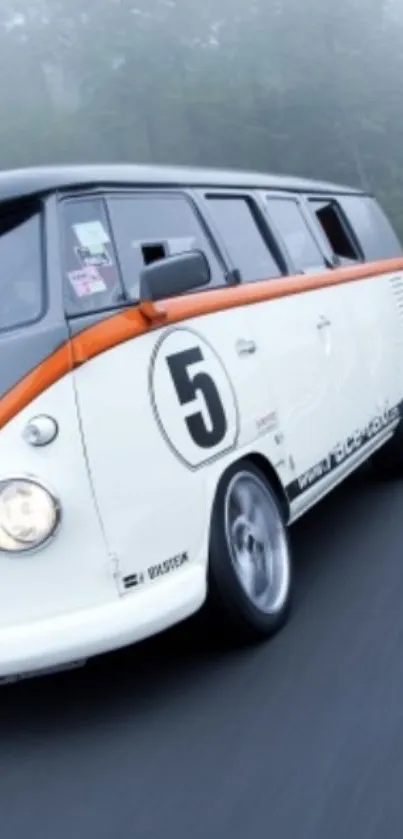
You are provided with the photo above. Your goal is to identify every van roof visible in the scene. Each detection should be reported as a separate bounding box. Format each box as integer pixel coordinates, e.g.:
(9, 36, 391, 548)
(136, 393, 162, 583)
(0, 163, 365, 204)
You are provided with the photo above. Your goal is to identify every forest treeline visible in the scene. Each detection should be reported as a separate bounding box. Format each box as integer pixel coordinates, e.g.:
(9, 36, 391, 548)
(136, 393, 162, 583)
(1, 0, 402, 232)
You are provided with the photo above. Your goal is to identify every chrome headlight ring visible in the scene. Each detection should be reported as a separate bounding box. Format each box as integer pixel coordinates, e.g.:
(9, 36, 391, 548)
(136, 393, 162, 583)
(0, 476, 61, 555)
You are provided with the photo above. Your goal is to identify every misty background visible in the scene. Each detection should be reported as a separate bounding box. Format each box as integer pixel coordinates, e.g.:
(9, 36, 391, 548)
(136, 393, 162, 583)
(0, 0, 402, 232)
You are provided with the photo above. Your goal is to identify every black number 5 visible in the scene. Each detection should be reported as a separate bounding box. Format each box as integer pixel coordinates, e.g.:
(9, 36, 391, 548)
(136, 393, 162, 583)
(166, 347, 227, 448)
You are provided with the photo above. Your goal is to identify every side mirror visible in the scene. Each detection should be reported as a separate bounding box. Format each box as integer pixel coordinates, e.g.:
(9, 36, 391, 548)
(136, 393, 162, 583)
(139, 250, 211, 303)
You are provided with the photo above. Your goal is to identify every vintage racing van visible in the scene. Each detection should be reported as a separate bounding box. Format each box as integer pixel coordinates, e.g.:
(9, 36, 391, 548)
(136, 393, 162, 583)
(0, 163, 403, 682)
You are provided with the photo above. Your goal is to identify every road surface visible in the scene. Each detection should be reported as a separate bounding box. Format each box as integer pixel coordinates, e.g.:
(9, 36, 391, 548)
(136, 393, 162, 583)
(1, 464, 403, 839)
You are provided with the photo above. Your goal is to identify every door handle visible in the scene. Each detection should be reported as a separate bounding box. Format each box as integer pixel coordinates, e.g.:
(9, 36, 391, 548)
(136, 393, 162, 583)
(316, 315, 331, 330)
(236, 338, 257, 356)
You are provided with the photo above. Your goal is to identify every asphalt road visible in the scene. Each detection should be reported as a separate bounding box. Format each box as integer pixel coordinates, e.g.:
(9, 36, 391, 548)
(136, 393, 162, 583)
(2, 464, 403, 839)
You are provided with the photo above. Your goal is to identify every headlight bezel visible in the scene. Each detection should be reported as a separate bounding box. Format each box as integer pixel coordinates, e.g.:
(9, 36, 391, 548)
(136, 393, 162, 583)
(0, 476, 62, 555)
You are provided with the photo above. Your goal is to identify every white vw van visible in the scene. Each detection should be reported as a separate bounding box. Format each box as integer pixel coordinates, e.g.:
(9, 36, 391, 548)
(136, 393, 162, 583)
(0, 163, 402, 682)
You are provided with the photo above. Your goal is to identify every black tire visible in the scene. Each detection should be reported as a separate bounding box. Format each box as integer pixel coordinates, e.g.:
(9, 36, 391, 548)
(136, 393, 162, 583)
(206, 459, 293, 643)
(370, 423, 403, 479)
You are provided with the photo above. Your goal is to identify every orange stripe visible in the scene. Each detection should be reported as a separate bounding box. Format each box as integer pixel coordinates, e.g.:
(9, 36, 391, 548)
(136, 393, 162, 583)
(0, 344, 73, 430)
(2, 256, 403, 430)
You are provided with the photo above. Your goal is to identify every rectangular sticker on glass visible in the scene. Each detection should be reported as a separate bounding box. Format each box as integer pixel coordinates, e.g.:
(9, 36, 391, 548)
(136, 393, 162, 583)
(67, 266, 107, 297)
(73, 220, 110, 248)
(75, 245, 113, 268)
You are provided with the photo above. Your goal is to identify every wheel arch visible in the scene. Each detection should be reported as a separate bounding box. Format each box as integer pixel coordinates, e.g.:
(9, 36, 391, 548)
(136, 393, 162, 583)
(243, 452, 290, 522)
(208, 450, 290, 535)
(204, 449, 293, 638)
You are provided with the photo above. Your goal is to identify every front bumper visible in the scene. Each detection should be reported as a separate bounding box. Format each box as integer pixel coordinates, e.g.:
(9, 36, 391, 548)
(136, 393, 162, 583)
(0, 566, 206, 680)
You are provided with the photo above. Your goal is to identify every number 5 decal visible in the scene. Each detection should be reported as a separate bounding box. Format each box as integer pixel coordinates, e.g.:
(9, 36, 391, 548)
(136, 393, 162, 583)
(149, 327, 240, 469)
(166, 347, 227, 449)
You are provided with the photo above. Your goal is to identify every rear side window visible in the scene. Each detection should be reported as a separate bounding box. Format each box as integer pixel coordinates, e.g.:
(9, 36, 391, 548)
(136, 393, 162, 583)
(309, 198, 361, 264)
(265, 198, 327, 272)
(107, 192, 225, 297)
(338, 196, 403, 260)
(61, 198, 125, 316)
(0, 204, 44, 332)
(206, 196, 282, 282)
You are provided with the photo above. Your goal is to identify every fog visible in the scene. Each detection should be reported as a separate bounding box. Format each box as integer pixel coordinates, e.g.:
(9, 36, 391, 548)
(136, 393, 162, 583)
(0, 0, 403, 230)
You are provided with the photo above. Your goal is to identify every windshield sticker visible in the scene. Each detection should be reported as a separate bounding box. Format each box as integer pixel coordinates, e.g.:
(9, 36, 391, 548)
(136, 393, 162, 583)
(67, 266, 107, 297)
(75, 245, 113, 268)
(73, 220, 110, 249)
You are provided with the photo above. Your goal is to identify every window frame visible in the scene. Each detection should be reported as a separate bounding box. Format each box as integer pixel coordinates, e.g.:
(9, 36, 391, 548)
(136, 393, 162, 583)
(108, 188, 229, 274)
(199, 188, 289, 283)
(305, 194, 365, 265)
(0, 198, 48, 335)
(261, 191, 333, 275)
(58, 186, 237, 318)
(58, 191, 127, 319)
(60, 187, 234, 312)
(337, 194, 403, 261)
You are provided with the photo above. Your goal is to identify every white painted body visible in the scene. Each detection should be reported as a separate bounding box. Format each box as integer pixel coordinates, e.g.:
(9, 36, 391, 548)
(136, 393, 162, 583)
(0, 269, 402, 681)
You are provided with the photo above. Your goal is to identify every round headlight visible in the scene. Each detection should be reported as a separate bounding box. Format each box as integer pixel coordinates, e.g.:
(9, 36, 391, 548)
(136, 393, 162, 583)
(0, 479, 60, 553)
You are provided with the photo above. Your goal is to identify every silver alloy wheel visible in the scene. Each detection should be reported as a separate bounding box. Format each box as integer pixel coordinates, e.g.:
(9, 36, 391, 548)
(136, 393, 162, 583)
(224, 470, 290, 614)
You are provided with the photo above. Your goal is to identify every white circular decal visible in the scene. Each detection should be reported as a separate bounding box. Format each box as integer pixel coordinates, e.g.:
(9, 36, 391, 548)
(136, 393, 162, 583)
(149, 327, 239, 469)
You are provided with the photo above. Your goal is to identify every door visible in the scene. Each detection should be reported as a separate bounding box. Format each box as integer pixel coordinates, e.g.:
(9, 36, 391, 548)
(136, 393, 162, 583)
(207, 192, 341, 501)
(305, 193, 401, 436)
(258, 193, 371, 507)
(305, 281, 374, 461)
(249, 290, 338, 502)
(336, 194, 403, 415)
(59, 190, 272, 591)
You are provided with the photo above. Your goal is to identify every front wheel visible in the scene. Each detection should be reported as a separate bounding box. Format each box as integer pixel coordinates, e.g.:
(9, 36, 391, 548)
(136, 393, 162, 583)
(207, 459, 292, 642)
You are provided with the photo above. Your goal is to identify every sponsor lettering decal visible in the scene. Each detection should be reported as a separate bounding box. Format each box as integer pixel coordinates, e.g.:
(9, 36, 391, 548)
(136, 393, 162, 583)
(123, 572, 145, 590)
(148, 551, 189, 581)
(122, 551, 189, 592)
(287, 402, 401, 500)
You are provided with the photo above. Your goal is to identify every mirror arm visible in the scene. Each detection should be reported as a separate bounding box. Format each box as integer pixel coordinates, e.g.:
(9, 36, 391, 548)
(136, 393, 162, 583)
(138, 298, 168, 324)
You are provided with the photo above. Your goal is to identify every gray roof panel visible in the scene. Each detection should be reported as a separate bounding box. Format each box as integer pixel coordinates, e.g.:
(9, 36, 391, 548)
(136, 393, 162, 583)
(0, 163, 365, 204)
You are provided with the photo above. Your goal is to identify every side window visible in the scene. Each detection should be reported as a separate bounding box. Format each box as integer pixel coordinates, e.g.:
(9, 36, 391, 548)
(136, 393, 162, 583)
(106, 193, 225, 298)
(309, 198, 362, 264)
(206, 196, 282, 282)
(61, 198, 124, 316)
(0, 203, 44, 332)
(338, 196, 403, 260)
(265, 197, 327, 273)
